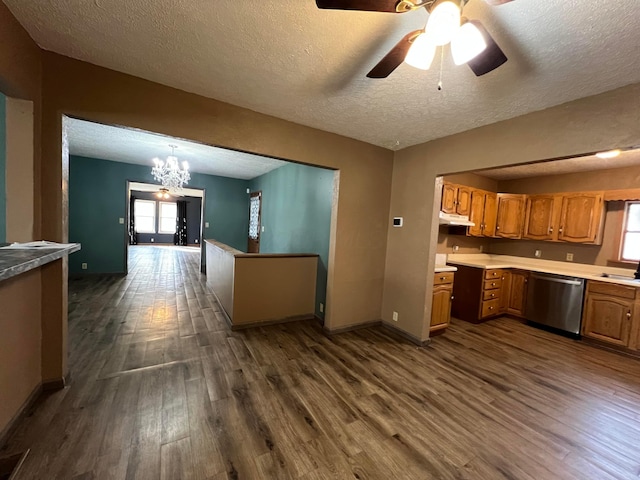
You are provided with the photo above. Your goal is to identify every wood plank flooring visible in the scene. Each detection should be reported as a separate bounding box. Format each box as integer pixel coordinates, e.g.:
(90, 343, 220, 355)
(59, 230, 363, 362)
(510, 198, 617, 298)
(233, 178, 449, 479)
(3, 245, 640, 478)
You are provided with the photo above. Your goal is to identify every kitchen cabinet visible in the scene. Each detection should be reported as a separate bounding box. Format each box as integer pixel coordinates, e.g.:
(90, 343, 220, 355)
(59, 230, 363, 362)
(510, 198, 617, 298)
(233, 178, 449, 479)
(451, 266, 503, 322)
(582, 281, 636, 347)
(442, 183, 471, 216)
(495, 194, 526, 239)
(558, 192, 605, 244)
(507, 270, 528, 317)
(431, 272, 454, 335)
(468, 189, 497, 238)
(523, 194, 560, 241)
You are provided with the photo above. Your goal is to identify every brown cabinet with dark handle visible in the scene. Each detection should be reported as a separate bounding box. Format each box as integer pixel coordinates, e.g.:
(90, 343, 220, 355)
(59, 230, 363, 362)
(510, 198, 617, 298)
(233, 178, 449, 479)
(582, 281, 637, 348)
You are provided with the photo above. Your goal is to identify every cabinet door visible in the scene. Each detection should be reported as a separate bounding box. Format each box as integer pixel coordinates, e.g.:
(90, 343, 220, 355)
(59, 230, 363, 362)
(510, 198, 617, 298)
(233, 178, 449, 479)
(523, 195, 556, 241)
(468, 190, 486, 237)
(431, 284, 453, 331)
(495, 194, 525, 239)
(499, 271, 511, 313)
(582, 293, 633, 346)
(508, 270, 528, 317)
(441, 184, 458, 214)
(483, 192, 498, 237)
(456, 186, 471, 216)
(558, 193, 604, 243)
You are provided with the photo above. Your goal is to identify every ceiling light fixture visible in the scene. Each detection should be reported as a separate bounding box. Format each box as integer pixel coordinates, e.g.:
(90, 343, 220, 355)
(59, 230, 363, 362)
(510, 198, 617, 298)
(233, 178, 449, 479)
(451, 19, 487, 65)
(595, 149, 621, 159)
(426, 0, 461, 46)
(151, 144, 190, 190)
(405, 32, 437, 70)
(156, 187, 171, 199)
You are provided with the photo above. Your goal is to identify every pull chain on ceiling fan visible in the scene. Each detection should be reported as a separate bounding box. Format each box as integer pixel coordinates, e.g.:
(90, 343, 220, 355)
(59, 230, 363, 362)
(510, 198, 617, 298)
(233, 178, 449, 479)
(315, 0, 511, 79)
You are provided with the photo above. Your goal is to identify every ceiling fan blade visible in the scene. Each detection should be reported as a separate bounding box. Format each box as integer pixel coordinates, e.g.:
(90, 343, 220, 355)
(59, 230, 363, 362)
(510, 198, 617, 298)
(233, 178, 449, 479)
(315, 0, 406, 13)
(483, 0, 515, 5)
(467, 22, 507, 76)
(367, 29, 422, 78)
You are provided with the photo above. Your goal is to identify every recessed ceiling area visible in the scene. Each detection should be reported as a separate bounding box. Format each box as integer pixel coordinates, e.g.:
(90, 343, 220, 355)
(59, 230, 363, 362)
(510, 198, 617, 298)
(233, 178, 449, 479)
(67, 118, 287, 180)
(477, 148, 640, 180)
(6, 0, 640, 150)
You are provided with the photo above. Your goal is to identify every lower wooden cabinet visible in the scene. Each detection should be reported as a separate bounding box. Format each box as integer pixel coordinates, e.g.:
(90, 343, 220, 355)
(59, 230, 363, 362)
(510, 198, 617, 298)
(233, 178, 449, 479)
(582, 281, 637, 348)
(431, 272, 454, 335)
(507, 270, 528, 317)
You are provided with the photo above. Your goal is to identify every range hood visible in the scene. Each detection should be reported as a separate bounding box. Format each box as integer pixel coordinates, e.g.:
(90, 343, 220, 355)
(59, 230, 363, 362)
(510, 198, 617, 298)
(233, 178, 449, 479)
(439, 211, 475, 227)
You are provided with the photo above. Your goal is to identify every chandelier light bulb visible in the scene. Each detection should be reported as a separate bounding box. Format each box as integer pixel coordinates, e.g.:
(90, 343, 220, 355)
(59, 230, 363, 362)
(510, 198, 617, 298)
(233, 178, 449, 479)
(451, 20, 488, 65)
(426, 0, 461, 46)
(405, 33, 437, 70)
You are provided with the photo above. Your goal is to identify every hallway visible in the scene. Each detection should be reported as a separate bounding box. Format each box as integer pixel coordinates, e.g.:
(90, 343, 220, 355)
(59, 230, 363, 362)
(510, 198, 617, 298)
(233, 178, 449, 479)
(3, 246, 640, 479)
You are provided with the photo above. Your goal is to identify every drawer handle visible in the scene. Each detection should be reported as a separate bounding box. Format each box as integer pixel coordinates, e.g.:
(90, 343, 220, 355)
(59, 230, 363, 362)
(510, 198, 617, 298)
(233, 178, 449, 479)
(489, 306, 494, 310)
(440, 276, 446, 281)
(491, 293, 495, 298)
(491, 282, 496, 286)
(628, 311, 632, 319)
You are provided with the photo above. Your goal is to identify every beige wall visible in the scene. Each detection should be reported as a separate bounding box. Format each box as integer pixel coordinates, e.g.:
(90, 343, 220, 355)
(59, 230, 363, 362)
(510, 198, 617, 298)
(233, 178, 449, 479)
(6, 97, 35, 242)
(383, 83, 640, 341)
(0, 3, 43, 440)
(39, 51, 393, 376)
(234, 256, 317, 326)
(0, 269, 42, 439)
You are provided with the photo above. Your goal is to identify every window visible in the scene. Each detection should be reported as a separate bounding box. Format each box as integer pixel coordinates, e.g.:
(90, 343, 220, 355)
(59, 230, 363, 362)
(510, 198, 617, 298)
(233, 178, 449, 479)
(134, 200, 156, 233)
(159, 202, 177, 234)
(620, 201, 640, 262)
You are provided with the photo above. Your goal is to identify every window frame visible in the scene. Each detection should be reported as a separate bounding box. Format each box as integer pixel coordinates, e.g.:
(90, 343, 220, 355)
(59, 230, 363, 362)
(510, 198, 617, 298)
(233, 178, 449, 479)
(134, 199, 157, 234)
(158, 201, 178, 235)
(619, 200, 640, 262)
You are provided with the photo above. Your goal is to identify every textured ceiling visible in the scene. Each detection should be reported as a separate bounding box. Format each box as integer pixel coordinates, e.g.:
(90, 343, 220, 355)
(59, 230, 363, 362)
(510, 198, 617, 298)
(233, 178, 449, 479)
(6, 0, 640, 149)
(67, 118, 286, 180)
(478, 148, 640, 180)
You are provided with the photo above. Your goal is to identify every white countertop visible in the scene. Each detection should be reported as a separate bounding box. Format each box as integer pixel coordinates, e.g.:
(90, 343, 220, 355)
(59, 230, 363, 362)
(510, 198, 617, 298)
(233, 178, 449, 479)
(434, 265, 457, 273)
(446, 254, 640, 287)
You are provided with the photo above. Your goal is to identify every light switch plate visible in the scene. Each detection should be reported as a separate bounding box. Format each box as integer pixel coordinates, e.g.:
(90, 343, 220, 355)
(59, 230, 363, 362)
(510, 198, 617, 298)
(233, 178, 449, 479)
(261, 226, 265, 232)
(205, 222, 210, 228)
(119, 217, 125, 224)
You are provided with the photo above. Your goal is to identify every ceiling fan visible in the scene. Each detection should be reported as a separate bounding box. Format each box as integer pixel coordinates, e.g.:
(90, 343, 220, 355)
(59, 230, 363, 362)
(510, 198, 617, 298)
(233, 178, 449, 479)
(315, 0, 512, 79)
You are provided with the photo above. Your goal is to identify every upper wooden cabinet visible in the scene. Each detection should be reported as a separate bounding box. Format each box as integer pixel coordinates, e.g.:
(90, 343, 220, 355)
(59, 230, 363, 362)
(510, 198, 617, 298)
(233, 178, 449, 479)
(558, 192, 604, 244)
(495, 194, 525, 239)
(442, 183, 471, 216)
(468, 189, 497, 237)
(523, 194, 560, 241)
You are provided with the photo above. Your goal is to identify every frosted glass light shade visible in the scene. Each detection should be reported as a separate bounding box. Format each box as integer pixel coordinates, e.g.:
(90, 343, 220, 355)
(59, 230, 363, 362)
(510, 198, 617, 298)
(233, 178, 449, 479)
(426, 0, 461, 46)
(405, 33, 437, 70)
(452, 20, 487, 65)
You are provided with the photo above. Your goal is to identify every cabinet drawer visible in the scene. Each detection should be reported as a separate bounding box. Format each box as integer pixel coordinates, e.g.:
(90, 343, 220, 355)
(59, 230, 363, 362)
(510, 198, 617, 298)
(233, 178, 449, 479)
(481, 298, 501, 318)
(434, 272, 454, 285)
(484, 269, 502, 280)
(587, 281, 637, 300)
(484, 279, 502, 291)
(483, 289, 500, 301)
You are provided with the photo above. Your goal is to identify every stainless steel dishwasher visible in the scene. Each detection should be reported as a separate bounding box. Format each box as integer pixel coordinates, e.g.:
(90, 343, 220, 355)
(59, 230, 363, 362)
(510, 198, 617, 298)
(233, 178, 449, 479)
(525, 272, 586, 335)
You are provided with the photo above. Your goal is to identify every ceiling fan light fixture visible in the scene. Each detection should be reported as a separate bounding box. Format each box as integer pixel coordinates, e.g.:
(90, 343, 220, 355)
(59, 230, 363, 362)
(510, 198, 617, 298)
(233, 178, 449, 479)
(426, 0, 461, 46)
(451, 19, 488, 66)
(404, 33, 437, 70)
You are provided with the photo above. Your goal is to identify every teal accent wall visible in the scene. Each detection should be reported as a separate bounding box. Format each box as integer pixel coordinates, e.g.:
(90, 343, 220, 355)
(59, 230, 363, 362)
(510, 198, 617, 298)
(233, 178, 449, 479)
(0, 93, 6, 243)
(69, 155, 249, 274)
(249, 163, 334, 318)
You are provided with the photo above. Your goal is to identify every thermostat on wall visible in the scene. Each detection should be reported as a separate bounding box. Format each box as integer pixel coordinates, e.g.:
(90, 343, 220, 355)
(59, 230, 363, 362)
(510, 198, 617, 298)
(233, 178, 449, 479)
(393, 217, 403, 227)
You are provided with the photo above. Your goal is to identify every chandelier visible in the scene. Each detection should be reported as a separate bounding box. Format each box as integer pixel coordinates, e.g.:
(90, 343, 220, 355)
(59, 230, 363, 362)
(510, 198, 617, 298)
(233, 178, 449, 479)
(151, 144, 190, 190)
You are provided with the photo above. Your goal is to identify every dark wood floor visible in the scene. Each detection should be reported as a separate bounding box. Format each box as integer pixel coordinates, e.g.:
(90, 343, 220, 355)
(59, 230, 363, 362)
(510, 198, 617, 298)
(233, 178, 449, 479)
(4, 246, 640, 479)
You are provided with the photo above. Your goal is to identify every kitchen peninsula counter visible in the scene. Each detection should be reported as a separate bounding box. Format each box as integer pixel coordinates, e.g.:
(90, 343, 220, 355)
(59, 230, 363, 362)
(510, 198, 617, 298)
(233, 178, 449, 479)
(0, 243, 81, 282)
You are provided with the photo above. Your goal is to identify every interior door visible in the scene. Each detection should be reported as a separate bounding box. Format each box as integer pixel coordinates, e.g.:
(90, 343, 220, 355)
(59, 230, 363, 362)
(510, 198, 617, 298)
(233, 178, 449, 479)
(247, 191, 262, 253)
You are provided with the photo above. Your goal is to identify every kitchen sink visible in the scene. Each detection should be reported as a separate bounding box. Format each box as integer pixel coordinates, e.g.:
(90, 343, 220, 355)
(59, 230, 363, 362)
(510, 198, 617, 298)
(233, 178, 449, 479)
(599, 273, 640, 282)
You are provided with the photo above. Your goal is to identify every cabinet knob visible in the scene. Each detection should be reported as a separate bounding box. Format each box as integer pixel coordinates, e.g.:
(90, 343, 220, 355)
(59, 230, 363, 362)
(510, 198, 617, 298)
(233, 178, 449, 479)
(496, 226, 500, 231)
(491, 282, 496, 286)
(491, 293, 495, 298)
(549, 226, 553, 233)
(440, 276, 446, 281)
(451, 296, 455, 300)
(559, 227, 564, 233)
(627, 311, 632, 319)
(489, 306, 494, 310)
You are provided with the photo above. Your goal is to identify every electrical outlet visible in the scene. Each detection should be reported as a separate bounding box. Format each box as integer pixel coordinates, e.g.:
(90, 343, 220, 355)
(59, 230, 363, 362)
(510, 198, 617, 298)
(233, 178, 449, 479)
(319, 303, 324, 313)
(566, 252, 574, 261)
(151, 238, 155, 243)
(205, 222, 210, 228)
(81, 263, 87, 270)
(119, 217, 125, 224)
(535, 250, 542, 258)
(195, 239, 199, 243)
(392, 311, 398, 322)
(453, 245, 460, 252)
(261, 225, 265, 232)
